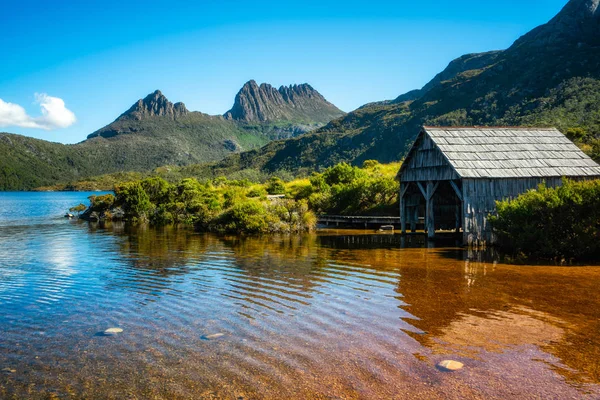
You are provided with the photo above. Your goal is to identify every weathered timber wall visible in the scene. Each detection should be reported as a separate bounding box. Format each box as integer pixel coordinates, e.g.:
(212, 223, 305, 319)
(401, 134, 460, 182)
(462, 177, 564, 246)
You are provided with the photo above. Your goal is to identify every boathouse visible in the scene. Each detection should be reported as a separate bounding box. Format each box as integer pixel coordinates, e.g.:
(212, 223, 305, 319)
(397, 126, 600, 245)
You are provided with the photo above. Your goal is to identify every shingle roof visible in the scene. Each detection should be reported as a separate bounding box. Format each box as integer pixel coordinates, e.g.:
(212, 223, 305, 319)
(422, 127, 600, 179)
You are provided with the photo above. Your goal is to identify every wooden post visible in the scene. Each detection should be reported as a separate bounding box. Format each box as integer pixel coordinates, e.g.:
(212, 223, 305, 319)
(463, 183, 470, 246)
(425, 181, 439, 240)
(411, 206, 418, 232)
(399, 182, 409, 234)
(426, 182, 434, 239)
(455, 202, 461, 233)
(400, 183, 406, 234)
(449, 180, 464, 235)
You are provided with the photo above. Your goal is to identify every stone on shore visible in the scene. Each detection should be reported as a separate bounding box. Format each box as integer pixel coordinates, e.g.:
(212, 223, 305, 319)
(437, 360, 464, 371)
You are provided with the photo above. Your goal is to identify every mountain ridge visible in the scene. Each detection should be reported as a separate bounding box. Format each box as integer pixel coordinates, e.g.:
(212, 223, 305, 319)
(224, 80, 344, 124)
(0, 81, 345, 190)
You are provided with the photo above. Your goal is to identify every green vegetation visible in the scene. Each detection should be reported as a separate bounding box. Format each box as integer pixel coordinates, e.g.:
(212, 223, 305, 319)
(298, 161, 400, 215)
(69, 203, 87, 215)
(0, 111, 271, 191)
(490, 179, 600, 262)
(76, 161, 401, 233)
(82, 177, 317, 233)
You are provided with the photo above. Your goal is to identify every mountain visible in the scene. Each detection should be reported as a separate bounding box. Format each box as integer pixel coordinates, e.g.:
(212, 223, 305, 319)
(224, 80, 344, 125)
(0, 82, 344, 190)
(88, 90, 189, 140)
(208, 0, 600, 174)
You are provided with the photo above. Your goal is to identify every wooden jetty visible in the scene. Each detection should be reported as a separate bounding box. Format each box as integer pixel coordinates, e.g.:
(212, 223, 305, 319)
(318, 215, 411, 229)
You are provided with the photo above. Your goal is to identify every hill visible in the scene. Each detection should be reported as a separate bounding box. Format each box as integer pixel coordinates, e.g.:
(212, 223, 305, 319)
(0, 83, 344, 190)
(206, 0, 600, 174)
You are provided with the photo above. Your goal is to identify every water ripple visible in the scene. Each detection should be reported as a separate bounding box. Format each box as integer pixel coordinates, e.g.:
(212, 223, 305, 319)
(0, 195, 599, 398)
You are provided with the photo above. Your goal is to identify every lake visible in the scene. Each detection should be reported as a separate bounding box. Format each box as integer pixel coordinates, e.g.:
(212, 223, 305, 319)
(0, 192, 599, 399)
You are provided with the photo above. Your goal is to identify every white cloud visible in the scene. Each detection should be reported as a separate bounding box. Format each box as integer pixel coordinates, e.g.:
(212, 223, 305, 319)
(0, 94, 76, 130)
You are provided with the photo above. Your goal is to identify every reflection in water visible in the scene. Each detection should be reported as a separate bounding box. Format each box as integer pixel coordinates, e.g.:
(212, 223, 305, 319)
(0, 222, 599, 399)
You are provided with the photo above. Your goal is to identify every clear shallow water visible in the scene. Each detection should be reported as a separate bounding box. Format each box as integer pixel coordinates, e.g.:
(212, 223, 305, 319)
(0, 193, 599, 399)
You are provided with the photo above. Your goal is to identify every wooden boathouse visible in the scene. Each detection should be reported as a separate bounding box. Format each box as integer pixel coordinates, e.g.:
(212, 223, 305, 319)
(398, 126, 600, 245)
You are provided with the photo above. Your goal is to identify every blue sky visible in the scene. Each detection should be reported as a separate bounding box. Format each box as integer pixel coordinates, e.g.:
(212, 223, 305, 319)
(0, 0, 567, 144)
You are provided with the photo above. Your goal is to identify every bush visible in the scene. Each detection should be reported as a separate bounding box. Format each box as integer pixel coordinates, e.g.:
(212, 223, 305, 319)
(565, 127, 589, 142)
(140, 177, 172, 204)
(322, 162, 366, 186)
(88, 194, 115, 212)
(266, 177, 286, 195)
(69, 203, 87, 215)
(490, 179, 600, 262)
(72, 161, 401, 232)
(114, 182, 152, 220)
(221, 201, 268, 233)
(362, 160, 380, 169)
(247, 187, 267, 198)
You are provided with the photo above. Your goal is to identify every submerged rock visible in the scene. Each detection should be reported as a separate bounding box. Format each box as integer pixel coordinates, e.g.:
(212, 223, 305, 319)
(103, 327, 124, 336)
(437, 360, 464, 371)
(202, 333, 225, 340)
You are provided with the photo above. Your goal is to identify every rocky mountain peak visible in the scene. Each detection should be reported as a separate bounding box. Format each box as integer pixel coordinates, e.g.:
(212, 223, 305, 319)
(511, 0, 600, 49)
(224, 80, 344, 124)
(119, 90, 189, 121)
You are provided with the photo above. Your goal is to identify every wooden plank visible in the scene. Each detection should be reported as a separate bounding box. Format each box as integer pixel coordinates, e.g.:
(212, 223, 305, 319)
(455, 202, 461, 233)
(411, 206, 418, 232)
(400, 183, 406, 234)
(400, 182, 410, 199)
(426, 181, 435, 239)
(430, 181, 440, 199)
(416, 182, 427, 199)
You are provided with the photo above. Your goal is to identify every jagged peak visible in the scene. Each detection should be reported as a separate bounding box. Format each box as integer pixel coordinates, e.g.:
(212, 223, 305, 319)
(119, 90, 188, 121)
(224, 80, 343, 123)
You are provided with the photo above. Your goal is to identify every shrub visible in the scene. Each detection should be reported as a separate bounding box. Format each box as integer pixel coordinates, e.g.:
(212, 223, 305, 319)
(221, 201, 268, 233)
(140, 177, 172, 204)
(223, 187, 247, 208)
(322, 162, 365, 186)
(565, 127, 589, 142)
(490, 179, 600, 262)
(247, 187, 267, 198)
(69, 203, 87, 215)
(362, 160, 380, 169)
(88, 194, 115, 212)
(266, 177, 286, 195)
(114, 182, 152, 219)
(590, 138, 600, 162)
